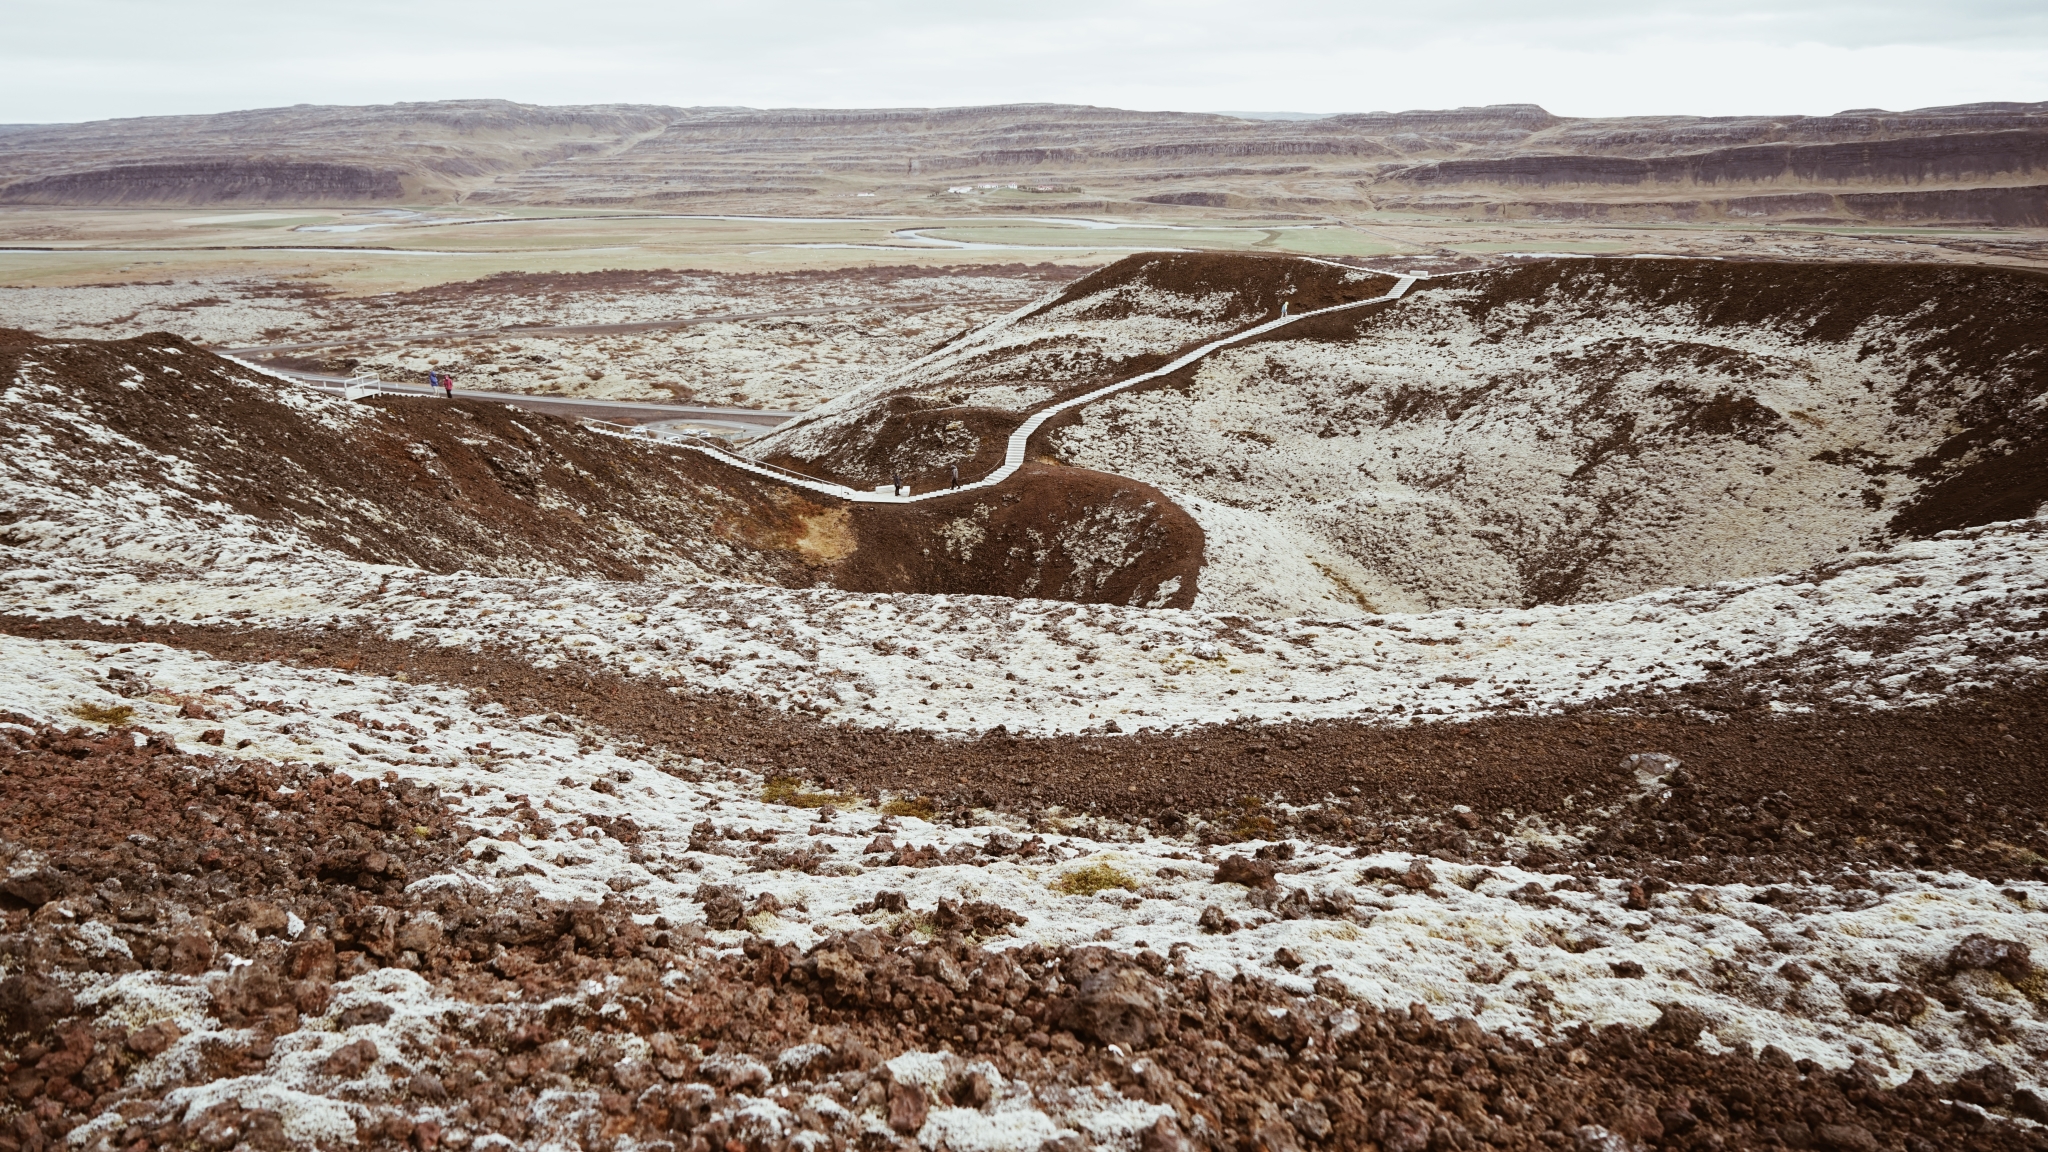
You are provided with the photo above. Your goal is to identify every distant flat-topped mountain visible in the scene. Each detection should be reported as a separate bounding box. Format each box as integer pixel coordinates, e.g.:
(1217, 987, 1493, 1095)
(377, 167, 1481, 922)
(3, 97, 2045, 225)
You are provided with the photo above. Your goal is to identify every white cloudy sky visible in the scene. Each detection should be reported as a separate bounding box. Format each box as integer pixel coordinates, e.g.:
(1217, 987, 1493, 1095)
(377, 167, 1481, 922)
(4, 0, 2044, 123)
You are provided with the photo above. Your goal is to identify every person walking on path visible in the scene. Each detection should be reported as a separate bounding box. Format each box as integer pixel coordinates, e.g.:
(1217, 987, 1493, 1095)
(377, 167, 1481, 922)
(891, 470, 904, 497)
(427, 370, 440, 392)
(949, 463, 960, 488)
(442, 372, 455, 399)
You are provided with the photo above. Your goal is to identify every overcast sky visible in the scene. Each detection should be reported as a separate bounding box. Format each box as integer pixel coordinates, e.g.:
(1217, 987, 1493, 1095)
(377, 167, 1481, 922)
(5, 0, 2044, 124)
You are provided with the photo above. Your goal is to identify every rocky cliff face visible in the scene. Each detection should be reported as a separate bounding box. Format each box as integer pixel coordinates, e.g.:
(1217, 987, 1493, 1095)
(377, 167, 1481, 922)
(0, 160, 406, 205)
(1365, 184, 2048, 227)
(1381, 128, 2048, 189)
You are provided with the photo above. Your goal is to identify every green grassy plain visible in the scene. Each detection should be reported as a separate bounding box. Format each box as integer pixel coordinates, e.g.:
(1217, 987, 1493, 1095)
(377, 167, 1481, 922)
(2, 204, 2040, 295)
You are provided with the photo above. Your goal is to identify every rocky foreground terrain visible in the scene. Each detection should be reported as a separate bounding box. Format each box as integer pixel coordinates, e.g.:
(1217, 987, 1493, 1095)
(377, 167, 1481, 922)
(0, 252, 2043, 1151)
(1, 99, 2045, 226)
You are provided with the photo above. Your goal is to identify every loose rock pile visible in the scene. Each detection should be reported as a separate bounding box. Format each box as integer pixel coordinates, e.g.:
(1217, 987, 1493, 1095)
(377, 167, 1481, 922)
(2, 718, 2044, 1151)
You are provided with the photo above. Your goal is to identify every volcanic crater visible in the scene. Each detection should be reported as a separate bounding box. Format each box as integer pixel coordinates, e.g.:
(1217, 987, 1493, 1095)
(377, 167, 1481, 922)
(755, 253, 2048, 616)
(0, 250, 2044, 1152)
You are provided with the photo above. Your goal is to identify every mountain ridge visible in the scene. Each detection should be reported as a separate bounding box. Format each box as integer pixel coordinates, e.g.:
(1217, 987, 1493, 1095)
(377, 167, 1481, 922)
(4, 98, 2046, 224)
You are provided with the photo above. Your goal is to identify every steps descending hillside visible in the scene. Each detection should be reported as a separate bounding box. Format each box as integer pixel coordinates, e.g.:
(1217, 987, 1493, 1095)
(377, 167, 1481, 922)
(755, 252, 2048, 617)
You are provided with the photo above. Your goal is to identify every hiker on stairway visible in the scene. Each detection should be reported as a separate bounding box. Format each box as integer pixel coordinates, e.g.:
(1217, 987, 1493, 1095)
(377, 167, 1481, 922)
(949, 463, 960, 488)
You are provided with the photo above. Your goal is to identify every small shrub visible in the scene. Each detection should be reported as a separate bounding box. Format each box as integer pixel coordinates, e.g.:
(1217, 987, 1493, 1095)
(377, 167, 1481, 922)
(1051, 862, 1140, 897)
(762, 776, 855, 809)
(1231, 795, 1278, 841)
(70, 702, 134, 726)
(889, 911, 938, 941)
(881, 795, 936, 820)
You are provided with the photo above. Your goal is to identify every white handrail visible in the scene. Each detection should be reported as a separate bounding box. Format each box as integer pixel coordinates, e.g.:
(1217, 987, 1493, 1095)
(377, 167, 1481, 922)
(342, 371, 383, 401)
(656, 274, 1418, 504)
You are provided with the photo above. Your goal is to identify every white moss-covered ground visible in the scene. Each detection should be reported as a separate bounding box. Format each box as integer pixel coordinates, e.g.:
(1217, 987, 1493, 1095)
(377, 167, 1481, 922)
(4, 635, 2044, 1117)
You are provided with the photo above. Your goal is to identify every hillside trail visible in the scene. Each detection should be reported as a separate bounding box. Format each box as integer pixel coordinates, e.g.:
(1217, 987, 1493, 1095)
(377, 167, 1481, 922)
(620, 271, 1422, 502)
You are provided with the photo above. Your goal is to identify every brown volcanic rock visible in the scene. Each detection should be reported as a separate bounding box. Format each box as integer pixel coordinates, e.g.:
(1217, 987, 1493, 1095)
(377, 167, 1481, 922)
(835, 464, 1202, 609)
(1026, 251, 1397, 326)
(1212, 856, 1280, 888)
(1, 718, 2041, 1152)
(0, 974, 74, 1039)
(1052, 959, 1169, 1048)
(13, 606, 2046, 891)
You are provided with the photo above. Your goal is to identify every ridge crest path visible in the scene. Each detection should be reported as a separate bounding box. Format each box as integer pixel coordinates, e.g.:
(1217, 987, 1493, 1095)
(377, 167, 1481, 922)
(650, 273, 1420, 503)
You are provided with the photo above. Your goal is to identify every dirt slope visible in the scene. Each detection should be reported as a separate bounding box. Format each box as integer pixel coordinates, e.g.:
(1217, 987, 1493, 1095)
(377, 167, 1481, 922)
(0, 329, 1198, 608)
(837, 465, 1200, 609)
(0, 328, 845, 585)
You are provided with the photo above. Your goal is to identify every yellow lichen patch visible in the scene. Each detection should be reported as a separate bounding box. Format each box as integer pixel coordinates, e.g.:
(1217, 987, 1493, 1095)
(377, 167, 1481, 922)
(1308, 558, 1379, 613)
(1987, 840, 2048, 867)
(792, 506, 856, 565)
(881, 795, 936, 820)
(893, 911, 939, 941)
(711, 490, 854, 567)
(1050, 861, 1140, 896)
(69, 701, 134, 726)
(762, 776, 857, 809)
(2016, 969, 2047, 1008)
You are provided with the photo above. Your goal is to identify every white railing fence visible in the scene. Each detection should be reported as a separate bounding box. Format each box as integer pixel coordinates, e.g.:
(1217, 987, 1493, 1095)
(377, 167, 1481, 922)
(630, 273, 1421, 505)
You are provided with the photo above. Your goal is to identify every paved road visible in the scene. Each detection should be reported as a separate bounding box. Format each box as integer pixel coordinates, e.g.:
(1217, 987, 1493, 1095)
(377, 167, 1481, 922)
(236, 361, 802, 430)
(211, 297, 1022, 430)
